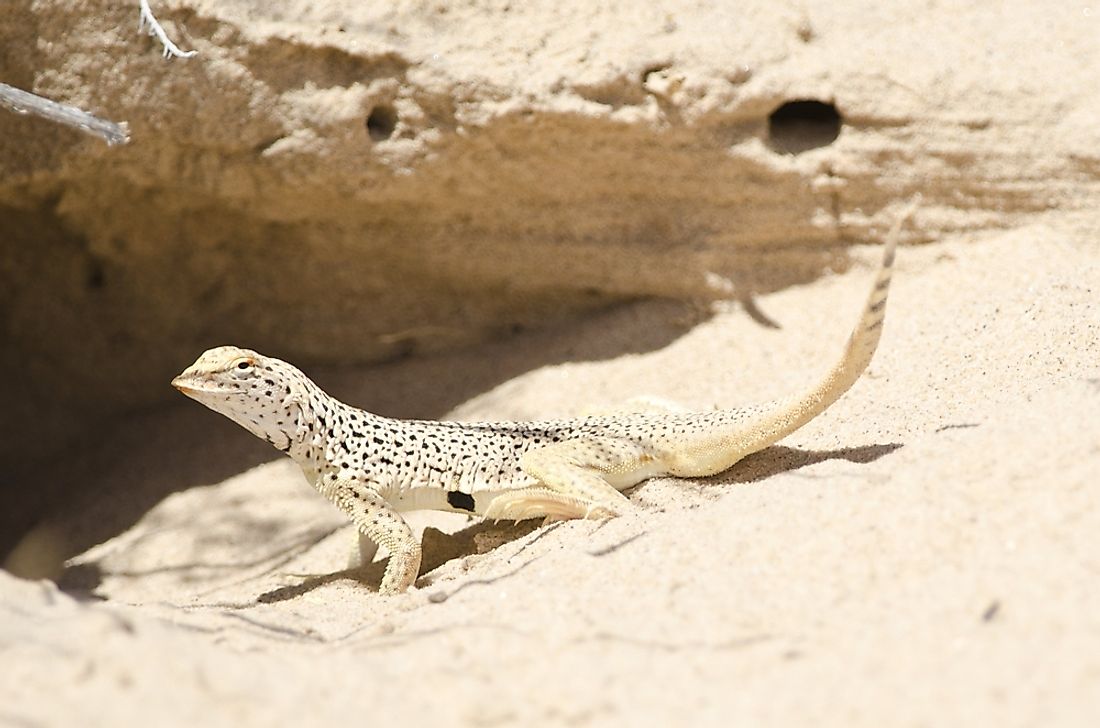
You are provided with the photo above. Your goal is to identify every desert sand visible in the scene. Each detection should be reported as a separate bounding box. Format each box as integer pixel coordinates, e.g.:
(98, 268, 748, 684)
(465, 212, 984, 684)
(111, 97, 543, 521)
(2, 1, 1099, 726)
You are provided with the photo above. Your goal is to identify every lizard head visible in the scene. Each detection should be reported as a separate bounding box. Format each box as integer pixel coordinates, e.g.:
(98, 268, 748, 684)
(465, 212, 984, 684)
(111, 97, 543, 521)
(172, 346, 308, 452)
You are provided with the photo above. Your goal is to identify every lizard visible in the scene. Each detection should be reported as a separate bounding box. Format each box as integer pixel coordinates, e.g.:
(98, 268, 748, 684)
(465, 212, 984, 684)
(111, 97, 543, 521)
(172, 206, 911, 595)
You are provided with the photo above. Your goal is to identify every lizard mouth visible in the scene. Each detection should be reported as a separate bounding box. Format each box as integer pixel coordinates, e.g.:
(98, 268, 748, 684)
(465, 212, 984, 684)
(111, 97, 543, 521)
(171, 375, 233, 395)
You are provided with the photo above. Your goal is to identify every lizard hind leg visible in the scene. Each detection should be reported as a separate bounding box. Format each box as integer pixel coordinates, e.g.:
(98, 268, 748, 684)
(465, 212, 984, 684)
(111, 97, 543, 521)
(518, 439, 646, 519)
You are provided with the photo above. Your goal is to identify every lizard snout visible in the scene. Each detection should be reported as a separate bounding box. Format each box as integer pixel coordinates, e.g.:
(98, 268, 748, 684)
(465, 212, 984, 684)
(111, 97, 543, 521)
(171, 372, 206, 392)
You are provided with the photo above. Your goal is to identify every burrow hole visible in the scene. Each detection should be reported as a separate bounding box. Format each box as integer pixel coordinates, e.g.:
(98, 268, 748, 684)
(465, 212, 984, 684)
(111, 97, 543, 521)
(365, 104, 398, 141)
(767, 99, 841, 154)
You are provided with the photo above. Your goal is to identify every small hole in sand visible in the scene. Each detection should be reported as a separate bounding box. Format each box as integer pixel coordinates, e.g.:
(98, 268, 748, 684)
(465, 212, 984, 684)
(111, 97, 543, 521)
(365, 105, 397, 141)
(86, 261, 105, 290)
(767, 100, 841, 154)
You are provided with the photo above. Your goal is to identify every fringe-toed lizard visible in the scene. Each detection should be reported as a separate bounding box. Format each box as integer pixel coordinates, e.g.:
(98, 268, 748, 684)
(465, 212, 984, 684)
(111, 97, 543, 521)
(172, 208, 910, 594)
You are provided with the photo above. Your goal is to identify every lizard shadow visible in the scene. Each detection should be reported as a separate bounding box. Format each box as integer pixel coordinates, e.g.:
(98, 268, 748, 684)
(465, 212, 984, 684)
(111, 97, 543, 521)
(715, 442, 904, 484)
(254, 519, 541, 604)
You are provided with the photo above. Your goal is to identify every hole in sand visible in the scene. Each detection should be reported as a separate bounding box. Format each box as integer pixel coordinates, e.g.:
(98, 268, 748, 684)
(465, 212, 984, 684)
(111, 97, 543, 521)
(365, 105, 397, 141)
(767, 99, 841, 154)
(86, 260, 106, 290)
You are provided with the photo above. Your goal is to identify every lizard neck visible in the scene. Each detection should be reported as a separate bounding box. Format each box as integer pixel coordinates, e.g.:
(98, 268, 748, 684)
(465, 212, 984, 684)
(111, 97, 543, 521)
(284, 384, 387, 478)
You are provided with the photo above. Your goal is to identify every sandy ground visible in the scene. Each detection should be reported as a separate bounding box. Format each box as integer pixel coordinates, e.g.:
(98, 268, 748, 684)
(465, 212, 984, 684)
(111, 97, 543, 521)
(3, 217, 1098, 726)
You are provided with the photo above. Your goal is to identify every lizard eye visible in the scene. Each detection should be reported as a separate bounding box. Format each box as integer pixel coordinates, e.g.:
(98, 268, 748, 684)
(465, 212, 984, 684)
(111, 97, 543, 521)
(231, 358, 255, 376)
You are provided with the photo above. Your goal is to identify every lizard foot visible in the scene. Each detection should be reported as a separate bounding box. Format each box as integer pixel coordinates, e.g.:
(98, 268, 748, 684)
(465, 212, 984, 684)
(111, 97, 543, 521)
(483, 487, 589, 522)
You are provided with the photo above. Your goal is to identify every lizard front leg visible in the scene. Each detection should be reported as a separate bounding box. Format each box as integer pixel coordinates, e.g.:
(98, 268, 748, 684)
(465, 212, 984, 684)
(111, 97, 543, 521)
(330, 480, 421, 595)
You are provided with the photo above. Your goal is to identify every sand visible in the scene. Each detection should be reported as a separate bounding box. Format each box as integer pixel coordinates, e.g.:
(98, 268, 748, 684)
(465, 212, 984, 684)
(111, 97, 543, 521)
(2, 1, 1099, 726)
(2, 229, 1098, 726)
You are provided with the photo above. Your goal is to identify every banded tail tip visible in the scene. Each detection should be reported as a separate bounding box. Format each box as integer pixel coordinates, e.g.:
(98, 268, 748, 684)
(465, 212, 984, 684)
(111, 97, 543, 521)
(883, 194, 922, 265)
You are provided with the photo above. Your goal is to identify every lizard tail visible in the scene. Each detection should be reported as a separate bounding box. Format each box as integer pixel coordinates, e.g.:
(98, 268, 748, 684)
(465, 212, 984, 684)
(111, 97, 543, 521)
(738, 198, 918, 452)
